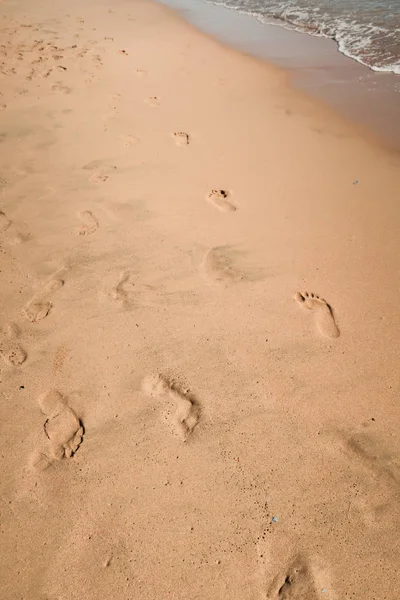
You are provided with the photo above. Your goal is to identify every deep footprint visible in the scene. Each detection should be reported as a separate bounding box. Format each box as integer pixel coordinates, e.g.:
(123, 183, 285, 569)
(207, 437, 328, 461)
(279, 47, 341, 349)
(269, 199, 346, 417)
(142, 374, 200, 441)
(276, 555, 319, 599)
(0, 323, 27, 366)
(206, 189, 236, 212)
(294, 291, 339, 339)
(76, 210, 99, 235)
(37, 390, 84, 461)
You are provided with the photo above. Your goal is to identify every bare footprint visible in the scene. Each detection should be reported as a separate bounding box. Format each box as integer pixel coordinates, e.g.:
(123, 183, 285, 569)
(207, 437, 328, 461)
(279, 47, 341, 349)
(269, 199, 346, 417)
(172, 131, 189, 146)
(22, 277, 64, 323)
(142, 374, 200, 441)
(273, 554, 320, 599)
(145, 96, 160, 107)
(0, 323, 27, 366)
(294, 292, 339, 339)
(201, 246, 244, 284)
(35, 390, 83, 464)
(76, 210, 99, 235)
(207, 189, 236, 212)
(0, 209, 11, 233)
(112, 270, 134, 307)
(89, 171, 109, 184)
(51, 82, 71, 94)
(119, 134, 139, 147)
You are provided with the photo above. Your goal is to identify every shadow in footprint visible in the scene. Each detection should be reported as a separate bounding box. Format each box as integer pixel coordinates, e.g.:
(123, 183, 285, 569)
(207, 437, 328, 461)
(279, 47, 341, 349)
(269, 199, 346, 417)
(275, 554, 320, 599)
(112, 270, 135, 308)
(33, 390, 84, 469)
(0, 210, 11, 233)
(142, 374, 201, 442)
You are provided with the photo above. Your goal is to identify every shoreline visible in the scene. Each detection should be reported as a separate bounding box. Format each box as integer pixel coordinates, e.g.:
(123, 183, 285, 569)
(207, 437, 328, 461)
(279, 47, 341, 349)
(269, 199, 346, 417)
(159, 0, 400, 151)
(1, 0, 399, 598)
(205, 0, 400, 76)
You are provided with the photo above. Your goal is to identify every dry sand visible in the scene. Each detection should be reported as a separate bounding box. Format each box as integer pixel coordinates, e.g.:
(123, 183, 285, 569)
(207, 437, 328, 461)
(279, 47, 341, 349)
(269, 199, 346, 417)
(0, 0, 399, 598)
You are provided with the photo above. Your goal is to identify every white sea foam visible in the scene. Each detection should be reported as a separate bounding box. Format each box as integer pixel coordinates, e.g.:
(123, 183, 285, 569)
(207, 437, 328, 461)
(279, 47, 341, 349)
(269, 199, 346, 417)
(204, 0, 400, 75)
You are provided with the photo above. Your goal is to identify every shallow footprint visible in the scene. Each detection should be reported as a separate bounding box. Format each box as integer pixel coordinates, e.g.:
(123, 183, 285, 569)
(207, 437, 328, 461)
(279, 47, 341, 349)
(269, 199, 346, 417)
(89, 171, 109, 184)
(76, 210, 99, 235)
(145, 96, 160, 107)
(23, 300, 52, 323)
(51, 82, 72, 94)
(0, 323, 27, 366)
(22, 277, 64, 323)
(37, 390, 84, 462)
(112, 270, 135, 307)
(172, 131, 189, 146)
(207, 189, 236, 212)
(294, 291, 339, 339)
(142, 374, 200, 441)
(201, 246, 244, 284)
(0, 210, 11, 233)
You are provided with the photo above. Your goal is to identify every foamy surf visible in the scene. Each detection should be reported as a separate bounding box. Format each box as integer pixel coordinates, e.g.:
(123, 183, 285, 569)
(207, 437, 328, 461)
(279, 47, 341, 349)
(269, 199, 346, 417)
(204, 0, 400, 75)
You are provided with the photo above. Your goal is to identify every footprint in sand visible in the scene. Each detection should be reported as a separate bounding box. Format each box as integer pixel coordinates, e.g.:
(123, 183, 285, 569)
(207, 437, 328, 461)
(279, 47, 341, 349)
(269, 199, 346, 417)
(34, 390, 84, 467)
(112, 270, 134, 307)
(0, 210, 11, 233)
(142, 374, 201, 441)
(135, 68, 146, 77)
(145, 96, 160, 107)
(120, 134, 140, 147)
(0, 323, 27, 366)
(42, 392, 84, 460)
(257, 535, 327, 600)
(207, 189, 236, 212)
(22, 277, 64, 323)
(51, 82, 72, 94)
(89, 171, 109, 184)
(294, 292, 339, 339)
(272, 554, 320, 599)
(172, 131, 189, 146)
(201, 246, 244, 284)
(322, 428, 400, 530)
(76, 210, 99, 235)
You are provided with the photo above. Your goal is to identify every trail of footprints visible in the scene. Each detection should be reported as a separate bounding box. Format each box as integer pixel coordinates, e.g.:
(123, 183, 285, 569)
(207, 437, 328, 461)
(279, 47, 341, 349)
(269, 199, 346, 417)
(1, 21, 352, 597)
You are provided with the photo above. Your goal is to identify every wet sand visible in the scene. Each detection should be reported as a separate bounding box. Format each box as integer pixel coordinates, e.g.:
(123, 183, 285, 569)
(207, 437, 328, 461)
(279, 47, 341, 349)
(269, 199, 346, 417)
(0, 0, 399, 598)
(161, 0, 400, 150)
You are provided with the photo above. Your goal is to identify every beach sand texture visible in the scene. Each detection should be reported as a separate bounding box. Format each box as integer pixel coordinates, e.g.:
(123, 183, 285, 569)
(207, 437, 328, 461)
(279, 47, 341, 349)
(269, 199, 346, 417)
(0, 0, 399, 598)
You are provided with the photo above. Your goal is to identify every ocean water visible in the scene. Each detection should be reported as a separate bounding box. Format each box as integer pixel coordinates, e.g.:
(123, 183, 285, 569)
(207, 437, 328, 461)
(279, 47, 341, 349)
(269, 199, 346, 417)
(205, 0, 400, 74)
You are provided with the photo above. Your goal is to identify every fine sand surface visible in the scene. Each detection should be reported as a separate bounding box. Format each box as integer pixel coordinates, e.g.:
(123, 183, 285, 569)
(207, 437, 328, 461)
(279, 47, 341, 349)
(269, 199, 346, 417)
(0, 0, 399, 598)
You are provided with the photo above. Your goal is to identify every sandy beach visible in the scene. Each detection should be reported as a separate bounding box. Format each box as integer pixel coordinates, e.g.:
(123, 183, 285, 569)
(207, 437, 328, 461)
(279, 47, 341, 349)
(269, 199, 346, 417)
(1, 0, 399, 598)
